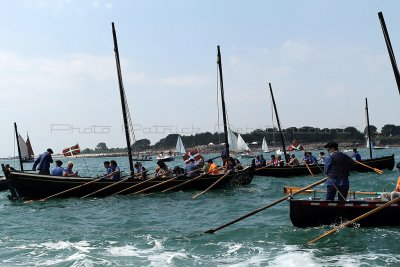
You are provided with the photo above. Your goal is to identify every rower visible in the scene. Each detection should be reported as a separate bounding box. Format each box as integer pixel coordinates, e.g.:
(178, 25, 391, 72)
(207, 159, 220, 175)
(51, 160, 65, 176)
(184, 158, 199, 178)
(63, 161, 79, 177)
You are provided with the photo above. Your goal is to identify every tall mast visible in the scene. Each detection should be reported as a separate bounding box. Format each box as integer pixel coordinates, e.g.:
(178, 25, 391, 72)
(217, 46, 229, 159)
(365, 98, 373, 159)
(269, 83, 288, 162)
(14, 122, 24, 171)
(111, 22, 134, 173)
(378, 12, 400, 95)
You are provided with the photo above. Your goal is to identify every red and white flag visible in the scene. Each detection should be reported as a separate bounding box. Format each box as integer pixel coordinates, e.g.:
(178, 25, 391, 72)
(63, 144, 81, 157)
(183, 148, 202, 163)
(287, 139, 304, 151)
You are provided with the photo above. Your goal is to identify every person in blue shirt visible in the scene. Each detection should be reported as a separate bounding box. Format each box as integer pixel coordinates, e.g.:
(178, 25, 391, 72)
(301, 152, 311, 165)
(259, 154, 267, 167)
(308, 152, 318, 165)
(103, 161, 112, 177)
(51, 160, 65, 176)
(324, 142, 354, 201)
(63, 161, 79, 177)
(351, 148, 362, 161)
(184, 158, 199, 178)
(32, 148, 54, 175)
(106, 160, 121, 180)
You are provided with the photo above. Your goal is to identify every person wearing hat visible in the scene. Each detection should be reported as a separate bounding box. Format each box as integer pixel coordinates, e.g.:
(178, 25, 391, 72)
(207, 159, 220, 175)
(63, 161, 79, 177)
(32, 148, 54, 175)
(51, 160, 65, 176)
(323, 142, 354, 201)
(381, 162, 400, 201)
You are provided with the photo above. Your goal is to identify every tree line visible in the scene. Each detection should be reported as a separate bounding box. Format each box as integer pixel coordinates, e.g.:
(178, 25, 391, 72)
(81, 124, 400, 153)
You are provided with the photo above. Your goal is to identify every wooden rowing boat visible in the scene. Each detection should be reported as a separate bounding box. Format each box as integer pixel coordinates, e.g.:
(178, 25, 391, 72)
(4, 165, 254, 200)
(254, 155, 395, 177)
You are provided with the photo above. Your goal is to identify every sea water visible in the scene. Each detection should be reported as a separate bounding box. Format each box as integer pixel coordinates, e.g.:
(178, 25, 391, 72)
(0, 148, 399, 266)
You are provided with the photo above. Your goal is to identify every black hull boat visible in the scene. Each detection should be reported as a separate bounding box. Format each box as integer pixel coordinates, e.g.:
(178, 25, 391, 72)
(5, 166, 254, 200)
(289, 198, 400, 227)
(254, 155, 395, 177)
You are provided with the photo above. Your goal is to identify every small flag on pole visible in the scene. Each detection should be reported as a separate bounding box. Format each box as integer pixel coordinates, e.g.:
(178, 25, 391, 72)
(63, 144, 81, 157)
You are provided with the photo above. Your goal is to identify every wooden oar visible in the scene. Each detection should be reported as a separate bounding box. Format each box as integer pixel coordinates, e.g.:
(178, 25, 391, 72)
(283, 186, 381, 196)
(355, 161, 383, 174)
(110, 175, 157, 196)
(23, 176, 105, 203)
(80, 176, 130, 199)
(304, 162, 315, 177)
(162, 173, 206, 193)
(307, 197, 400, 244)
(192, 171, 231, 199)
(162, 166, 223, 193)
(204, 176, 329, 234)
(130, 176, 181, 195)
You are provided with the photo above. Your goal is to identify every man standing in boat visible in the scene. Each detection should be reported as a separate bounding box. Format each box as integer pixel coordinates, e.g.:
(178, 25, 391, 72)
(324, 142, 354, 201)
(32, 148, 54, 175)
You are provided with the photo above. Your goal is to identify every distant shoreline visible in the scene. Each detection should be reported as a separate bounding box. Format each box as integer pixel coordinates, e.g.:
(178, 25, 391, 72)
(1, 142, 398, 160)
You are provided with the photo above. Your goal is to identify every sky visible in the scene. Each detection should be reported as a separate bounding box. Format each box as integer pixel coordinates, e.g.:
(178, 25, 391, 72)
(0, 0, 399, 158)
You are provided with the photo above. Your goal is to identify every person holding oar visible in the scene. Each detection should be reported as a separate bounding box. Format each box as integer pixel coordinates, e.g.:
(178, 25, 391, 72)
(324, 141, 354, 201)
(155, 160, 172, 179)
(103, 160, 121, 180)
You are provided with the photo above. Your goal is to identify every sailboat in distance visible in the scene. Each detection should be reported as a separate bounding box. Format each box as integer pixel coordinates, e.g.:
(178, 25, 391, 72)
(175, 135, 186, 155)
(18, 134, 34, 162)
(237, 134, 254, 158)
(261, 137, 269, 153)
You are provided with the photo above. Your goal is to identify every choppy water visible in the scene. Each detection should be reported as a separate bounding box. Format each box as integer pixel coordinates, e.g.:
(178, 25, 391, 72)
(0, 148, 399, 266)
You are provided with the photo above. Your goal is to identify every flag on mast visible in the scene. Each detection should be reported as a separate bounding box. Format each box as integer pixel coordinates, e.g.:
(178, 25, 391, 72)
(63, 144, 81, 157)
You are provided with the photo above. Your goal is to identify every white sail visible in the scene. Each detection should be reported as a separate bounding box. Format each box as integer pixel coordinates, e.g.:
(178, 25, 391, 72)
(262, 137, 269, 152)
(227, 128, 239, 153)
(237, 134, 250, 153)
(366, 137, 374, 149)
(18, 134, 29, 159)
(175, 135, 186, 154)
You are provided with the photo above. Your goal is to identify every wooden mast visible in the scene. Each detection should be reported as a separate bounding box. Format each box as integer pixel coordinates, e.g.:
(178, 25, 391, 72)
(217, 46, 230, 159)
(111, 22, 134, 173)
(378, 12, 400, 95)
(14, 122, 24, 171)
(365, 98, 373, 159)
(269, 83, 288, 162)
